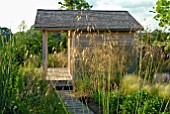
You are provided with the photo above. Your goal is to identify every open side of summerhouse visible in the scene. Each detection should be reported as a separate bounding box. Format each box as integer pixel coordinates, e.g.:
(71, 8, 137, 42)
(34, 9, 143, 82)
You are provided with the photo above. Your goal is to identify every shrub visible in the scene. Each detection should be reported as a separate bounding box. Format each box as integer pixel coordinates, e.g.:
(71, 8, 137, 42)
(92, 90, 125, 114)
(93, 89, 170, 114)
(121, 90, 149, 114)
(109, 91, 125, 114)
(140, 96, 167, 114)
(92, 90, 103, 105)
(15, 66, 68, 114)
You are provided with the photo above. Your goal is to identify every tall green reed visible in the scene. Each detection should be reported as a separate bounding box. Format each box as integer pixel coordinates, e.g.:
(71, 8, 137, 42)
(0, 34, 22, 113)
(0, 30, 68, 113)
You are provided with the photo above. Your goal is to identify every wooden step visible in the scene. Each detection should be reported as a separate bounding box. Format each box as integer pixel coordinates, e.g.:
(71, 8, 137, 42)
(47, 68, 68, 72)
(47, 72, 70, 76)
(46, 75, 72, 80)
(47, 80, 73, 90)
(47, 71, 69, 74)
(46, 68, 72, 81)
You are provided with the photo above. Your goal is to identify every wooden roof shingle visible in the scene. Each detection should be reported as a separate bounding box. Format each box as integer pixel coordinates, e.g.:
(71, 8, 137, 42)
(34, 9, 143, 31)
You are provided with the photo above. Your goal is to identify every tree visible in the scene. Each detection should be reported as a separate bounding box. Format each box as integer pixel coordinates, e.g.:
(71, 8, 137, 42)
(0, 27, 12, 41)
(154, 0, 170, 28)
(153, 0, 170, 50)
(58, 0, 93, 10)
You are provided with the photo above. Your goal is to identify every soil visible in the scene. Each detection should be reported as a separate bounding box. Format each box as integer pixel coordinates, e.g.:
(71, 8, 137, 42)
(86, 100, 103, 114)
(75, 94, 103, 114)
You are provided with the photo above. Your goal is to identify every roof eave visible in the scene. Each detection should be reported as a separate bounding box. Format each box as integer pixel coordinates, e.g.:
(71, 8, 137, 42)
(34, 26, 143, 32)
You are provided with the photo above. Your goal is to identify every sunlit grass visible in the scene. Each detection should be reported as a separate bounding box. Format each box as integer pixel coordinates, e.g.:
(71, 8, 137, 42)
(72, 30, 170, 113)
(48, 51, 67, 68)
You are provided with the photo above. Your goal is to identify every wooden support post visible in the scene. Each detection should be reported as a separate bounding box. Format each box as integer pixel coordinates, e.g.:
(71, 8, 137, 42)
(70, 32, 73, 75)
(42, 30, 48, 79)
(68, 30, 76, 91)
(68, 31, 71, 74)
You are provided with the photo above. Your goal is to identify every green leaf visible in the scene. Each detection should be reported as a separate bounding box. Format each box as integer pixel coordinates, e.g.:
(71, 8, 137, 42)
(167, 35, 170, 40)
(58, 2, 63, 5)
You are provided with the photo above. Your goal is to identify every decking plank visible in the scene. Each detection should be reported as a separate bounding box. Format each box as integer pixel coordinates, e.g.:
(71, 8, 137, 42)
(58, 90, 94, 114)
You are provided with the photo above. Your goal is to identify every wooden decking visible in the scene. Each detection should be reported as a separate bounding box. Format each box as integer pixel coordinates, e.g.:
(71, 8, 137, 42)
(46, 68, 94, 113)
(46, 68, 72, 80)
(58, 90, 94, 114)
(46, 68, 72, 88)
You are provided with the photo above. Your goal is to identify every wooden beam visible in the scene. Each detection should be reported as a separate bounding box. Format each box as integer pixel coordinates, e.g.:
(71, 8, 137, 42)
(42, 30, 48, 78)
(41, 30, 68, 33)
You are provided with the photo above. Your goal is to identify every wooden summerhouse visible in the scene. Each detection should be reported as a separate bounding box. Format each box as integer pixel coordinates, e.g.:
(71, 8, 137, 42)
(34, 9, 143, 81)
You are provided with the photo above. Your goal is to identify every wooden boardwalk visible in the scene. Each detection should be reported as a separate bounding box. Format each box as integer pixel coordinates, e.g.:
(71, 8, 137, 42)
(47, 68, 94, 113)
(58, 90, 94, 114)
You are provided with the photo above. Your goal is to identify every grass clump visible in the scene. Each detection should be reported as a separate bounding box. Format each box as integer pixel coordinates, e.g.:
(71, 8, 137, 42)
(144, 83, 170, 100)
(48, 51, 67, 67)
(121, 74, 143, 95)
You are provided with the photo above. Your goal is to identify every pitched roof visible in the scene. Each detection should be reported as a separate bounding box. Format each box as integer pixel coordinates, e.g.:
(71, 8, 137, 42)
(34, 9, 143, 31)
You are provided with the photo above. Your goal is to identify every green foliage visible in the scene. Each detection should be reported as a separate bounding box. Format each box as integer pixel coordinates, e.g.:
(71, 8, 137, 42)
(154, 0, 170, 28)
(93, 90, 170, 114)
(11, 25, 42, 65)
(58, 0, 93, 10)
(0, 27, 12, 43)
(153, 0, 170, 50)
(10, 67, 68, 114)
(138, 30, 170, 79)
(0, 35, 21, 113)
(141, 29, 169, 45)
(48, 32, 67, 53)
(93, 90, 102, 105)
(11, 24, 67, 66)
(0, 24, 68, 113)
(140, 96, 167, 113)
(76, 73, 93, 95)
(0, 43, 67, 113)
(109, 91, 125, 114)
(25, 27, 42, 56)
(121, 90, 149, 114)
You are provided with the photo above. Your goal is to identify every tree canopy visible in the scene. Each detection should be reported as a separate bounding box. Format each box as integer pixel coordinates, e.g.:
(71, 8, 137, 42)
(0, 27, 12, 43)
(153, 0, 170, 49)
(58, 0, 93, 10)
(154, 0, 170, 28)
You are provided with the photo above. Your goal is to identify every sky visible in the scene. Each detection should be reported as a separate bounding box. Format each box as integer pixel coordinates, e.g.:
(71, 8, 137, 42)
(0, 0, 159, 33)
